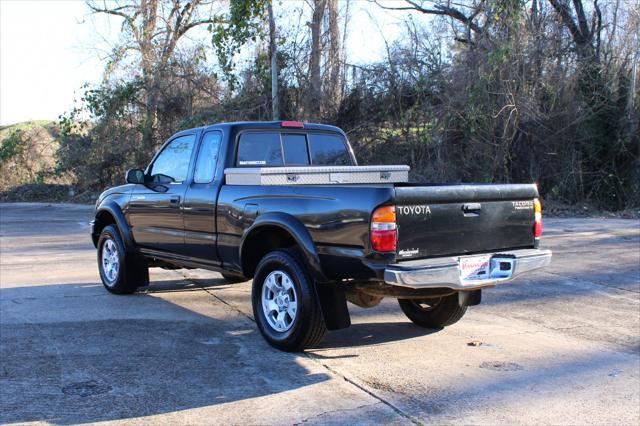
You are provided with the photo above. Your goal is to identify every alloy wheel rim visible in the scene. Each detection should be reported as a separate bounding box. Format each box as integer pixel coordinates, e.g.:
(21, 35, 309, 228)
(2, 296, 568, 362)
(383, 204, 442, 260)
(261, 270, 298, 332)
(101, 239, 120, 286)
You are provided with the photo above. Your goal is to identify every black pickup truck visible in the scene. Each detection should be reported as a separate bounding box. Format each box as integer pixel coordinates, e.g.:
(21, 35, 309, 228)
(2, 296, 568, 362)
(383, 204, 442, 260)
(91, 121, 551, 351)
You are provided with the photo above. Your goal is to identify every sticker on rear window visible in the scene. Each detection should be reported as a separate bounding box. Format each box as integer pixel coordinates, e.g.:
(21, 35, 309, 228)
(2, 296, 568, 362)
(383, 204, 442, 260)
(238, 160, 267, 165)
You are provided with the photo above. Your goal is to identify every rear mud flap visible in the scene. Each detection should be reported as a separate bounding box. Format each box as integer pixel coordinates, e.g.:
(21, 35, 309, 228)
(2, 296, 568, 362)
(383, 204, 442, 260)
(458, 289, 482, 306)
(315, 282, 351, 330)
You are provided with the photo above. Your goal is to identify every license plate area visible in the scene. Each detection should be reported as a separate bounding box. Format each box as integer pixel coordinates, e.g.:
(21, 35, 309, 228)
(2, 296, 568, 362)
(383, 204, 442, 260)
(459, 255, 515, 284)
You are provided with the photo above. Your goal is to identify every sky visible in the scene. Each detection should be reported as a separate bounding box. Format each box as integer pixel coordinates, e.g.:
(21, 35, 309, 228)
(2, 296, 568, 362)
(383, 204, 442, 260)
(1, 1, 113, 125)
(0, 0, 422, 126)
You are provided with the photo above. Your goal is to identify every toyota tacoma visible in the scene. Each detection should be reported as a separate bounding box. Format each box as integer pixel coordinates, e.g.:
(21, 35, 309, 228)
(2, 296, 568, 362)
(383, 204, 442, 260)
(91, 121, 552, 351)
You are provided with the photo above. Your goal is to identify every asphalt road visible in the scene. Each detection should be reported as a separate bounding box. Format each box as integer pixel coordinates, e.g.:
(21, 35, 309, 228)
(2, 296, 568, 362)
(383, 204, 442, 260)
(1, 203, 639, 425)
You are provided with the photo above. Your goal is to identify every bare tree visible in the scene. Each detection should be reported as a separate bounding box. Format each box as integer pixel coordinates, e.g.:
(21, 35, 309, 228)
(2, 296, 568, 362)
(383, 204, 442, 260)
(547, 0, 602, 62)
(87, 0, 217, 149)
(267, 0, 279, 120)
(307, 0, 327, 119)
(326, 0, 342, 113)
(42, 0, 636, 211)
(372, 0, 485, 44)
(306, 0, 345, 118)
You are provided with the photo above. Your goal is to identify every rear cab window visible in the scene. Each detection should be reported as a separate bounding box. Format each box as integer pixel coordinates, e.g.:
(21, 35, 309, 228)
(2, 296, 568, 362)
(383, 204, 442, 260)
(308, 133, 352, 166)
(282, 134, 309, 165)
(237, 133, 283, 166)
(236, 131, 352, 167)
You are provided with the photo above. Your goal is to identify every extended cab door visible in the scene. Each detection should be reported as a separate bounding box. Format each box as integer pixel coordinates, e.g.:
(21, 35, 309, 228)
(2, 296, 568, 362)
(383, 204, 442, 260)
(127, 133, 197, 253)
(182, 130, 224, 266)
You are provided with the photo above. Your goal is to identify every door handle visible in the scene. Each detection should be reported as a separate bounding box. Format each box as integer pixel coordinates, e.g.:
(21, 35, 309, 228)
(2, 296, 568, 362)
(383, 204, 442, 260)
(462, 203, 481, 216)
(170, 195, 180, 207)
(462, 203, 481, 212)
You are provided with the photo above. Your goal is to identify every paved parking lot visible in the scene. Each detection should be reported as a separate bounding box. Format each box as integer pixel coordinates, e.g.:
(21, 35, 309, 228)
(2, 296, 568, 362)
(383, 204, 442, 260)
(1, 203, 639, 424)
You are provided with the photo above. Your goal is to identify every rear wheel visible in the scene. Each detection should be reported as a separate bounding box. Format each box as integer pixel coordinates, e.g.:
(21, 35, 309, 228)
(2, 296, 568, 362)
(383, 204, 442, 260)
(252, 249, 327, 351)
(97, 225, 148, 294)
(398, 294, 467, 328)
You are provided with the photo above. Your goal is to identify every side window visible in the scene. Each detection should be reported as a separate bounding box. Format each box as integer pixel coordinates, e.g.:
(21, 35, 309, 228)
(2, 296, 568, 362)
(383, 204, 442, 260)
(237, 132, 283, 166)
(308, 133, 352, 166)
(282, 134, 309, 166)
(150, 134, 196, 182)
(194, 132, 222, 183)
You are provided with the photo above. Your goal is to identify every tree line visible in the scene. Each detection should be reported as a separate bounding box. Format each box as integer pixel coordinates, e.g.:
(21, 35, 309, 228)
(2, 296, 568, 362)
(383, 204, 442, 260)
(3, 0, 638, 210)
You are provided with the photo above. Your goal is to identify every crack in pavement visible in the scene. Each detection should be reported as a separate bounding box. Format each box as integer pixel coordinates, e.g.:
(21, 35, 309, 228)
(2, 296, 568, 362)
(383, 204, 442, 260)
(306, 359, 423, 425)
(175, 270, 422, 425)
(292, 401, 387, 425)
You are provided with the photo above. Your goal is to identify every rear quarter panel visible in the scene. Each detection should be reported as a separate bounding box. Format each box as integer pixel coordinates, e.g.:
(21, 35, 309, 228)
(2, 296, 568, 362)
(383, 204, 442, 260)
(216, 184, 395, 279)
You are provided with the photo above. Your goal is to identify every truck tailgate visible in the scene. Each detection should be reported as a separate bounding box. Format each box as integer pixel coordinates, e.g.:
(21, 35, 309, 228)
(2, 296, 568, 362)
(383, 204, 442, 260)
(394, 184, 538, 259)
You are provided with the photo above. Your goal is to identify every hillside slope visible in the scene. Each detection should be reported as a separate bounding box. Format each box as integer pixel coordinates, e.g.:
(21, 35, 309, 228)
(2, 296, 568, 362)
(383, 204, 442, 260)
(0, 120, 61, 191)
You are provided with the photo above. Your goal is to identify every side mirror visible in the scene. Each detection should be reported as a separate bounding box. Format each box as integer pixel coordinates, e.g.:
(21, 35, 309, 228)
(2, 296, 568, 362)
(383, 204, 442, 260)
(126, 169, 145, 184)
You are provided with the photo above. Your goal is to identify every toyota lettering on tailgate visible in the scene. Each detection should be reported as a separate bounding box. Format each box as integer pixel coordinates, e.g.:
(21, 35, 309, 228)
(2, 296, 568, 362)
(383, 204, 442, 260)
(397, 205, 431, 215)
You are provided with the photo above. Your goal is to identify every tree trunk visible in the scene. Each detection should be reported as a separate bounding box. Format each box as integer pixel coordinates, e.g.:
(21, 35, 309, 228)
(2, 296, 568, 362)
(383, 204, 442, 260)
(142, 79, 159, 159)
(547, 0, 600, 101)
(267, 1, 279, 120)
(140, 0, 159, 154)
(307, 0, 326, 120)
(326, 0, 341, 115)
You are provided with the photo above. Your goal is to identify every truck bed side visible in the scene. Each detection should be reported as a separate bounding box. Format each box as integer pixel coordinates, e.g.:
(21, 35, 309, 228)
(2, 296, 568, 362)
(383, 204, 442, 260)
(216, 184, 395, 280)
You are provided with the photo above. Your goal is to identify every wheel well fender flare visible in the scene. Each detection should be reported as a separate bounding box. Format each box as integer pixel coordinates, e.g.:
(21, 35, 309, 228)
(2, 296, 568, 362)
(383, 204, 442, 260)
(93, 202, 134, 252)
(239, 212, 326, 283)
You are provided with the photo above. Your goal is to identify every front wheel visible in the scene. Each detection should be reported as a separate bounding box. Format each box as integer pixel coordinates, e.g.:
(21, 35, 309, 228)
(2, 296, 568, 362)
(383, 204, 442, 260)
(97, 225, 148, 294)
(252, 249, 327, 351)
(398, 294, 467, 328)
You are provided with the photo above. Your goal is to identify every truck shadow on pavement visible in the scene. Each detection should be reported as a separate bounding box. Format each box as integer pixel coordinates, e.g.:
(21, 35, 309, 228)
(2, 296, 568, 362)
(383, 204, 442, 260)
(319, 321, 440, 349)
(140, 277, 232, 293)
(142, 278, 443, 351)
(0, 282, 331, 424)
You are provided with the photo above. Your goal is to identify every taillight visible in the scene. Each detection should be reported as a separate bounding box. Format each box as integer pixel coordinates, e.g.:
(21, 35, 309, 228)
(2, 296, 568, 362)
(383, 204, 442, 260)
(533, 198, 543, 238)
(371, 205, 397, 252)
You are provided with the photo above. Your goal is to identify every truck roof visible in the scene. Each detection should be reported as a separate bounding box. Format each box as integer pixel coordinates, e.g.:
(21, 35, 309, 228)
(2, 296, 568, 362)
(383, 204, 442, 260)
(173, 121, 346, 139)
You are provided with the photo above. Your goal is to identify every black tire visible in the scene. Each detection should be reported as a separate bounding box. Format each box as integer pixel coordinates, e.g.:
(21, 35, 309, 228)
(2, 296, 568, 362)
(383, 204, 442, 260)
(221, 272, 247, 283)
(252, 249, 327, 351)
(398, 294, 467, 328)
(97, 225, 149, 295)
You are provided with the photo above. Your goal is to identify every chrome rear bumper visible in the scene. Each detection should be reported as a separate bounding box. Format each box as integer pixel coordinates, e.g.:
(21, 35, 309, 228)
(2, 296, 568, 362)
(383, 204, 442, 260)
(384, 249, 552, 290)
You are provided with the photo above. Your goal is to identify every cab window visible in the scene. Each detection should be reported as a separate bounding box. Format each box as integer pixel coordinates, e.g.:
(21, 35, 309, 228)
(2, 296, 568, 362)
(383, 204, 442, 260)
(308, 134, 351, 165)
(236, 131, 352, 167)
(194, 132, 222, 183)
(237, 133, 283, 166)
(149, 134, 196, 183)
(282, 134, 309, 166)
